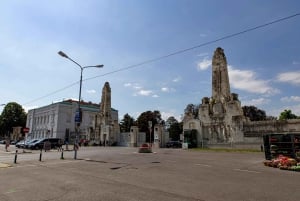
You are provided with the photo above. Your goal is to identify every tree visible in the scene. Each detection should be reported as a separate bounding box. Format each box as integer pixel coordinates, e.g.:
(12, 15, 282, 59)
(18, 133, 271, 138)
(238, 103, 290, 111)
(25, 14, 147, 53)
(119, 113, 135, 132)
(166, 116, 182, 141)
(136, 110, 163, 142)
(0, 102, 27, 137)
(242, 105, 266, 121)
(184, 103, 199, 119)
(279, 109, 298, 120)
(165, 116, 178, 129)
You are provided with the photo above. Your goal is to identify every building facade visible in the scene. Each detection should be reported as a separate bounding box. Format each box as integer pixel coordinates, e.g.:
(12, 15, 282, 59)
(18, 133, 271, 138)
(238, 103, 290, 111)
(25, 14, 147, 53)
(183, 47, 300, 148)
(26, 82, 119, 144)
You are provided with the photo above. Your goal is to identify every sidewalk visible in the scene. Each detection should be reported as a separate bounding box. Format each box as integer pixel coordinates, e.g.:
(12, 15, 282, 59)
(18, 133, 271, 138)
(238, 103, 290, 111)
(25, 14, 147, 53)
(0, 144, 77, 155)
(0, 163, 11, 168)
(0, 144, 17, 153)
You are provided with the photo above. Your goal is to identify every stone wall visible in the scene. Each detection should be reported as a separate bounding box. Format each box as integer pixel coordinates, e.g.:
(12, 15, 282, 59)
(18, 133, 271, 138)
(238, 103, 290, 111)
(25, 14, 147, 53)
(243, 119, 300, 136)
(117, 132, 146, 147)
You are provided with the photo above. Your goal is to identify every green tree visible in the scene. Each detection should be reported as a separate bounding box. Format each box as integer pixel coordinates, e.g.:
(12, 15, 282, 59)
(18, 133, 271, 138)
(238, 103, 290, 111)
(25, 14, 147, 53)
(279, 109, 298, 120)
(242, 105, 266, 121)
(119, 113, 135, 132)
(136, 110, 163, 142)
(166, 116, 182, 141)
(165, 116, 178, 128)
(184, 103, 199, 119)
(0, 102, 27, 137)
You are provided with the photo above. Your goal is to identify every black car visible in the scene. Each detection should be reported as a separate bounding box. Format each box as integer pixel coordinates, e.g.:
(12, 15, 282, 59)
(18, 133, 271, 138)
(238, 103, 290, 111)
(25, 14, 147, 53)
(28, 138, 62, 150)
(166, 141, 182, 148)
(25, 139, 40, 148)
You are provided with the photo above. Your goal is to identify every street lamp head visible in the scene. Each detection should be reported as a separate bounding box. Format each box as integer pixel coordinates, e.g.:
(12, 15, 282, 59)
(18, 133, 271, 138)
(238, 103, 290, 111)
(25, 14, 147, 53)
(95, 64, 104, 68)
(58, 51, 69, 58)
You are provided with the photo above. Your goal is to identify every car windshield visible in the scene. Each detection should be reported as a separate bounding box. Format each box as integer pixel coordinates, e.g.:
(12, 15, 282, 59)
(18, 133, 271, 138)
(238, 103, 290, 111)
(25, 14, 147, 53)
(28, 139, 39, 144)
(16, 140, 25, 144)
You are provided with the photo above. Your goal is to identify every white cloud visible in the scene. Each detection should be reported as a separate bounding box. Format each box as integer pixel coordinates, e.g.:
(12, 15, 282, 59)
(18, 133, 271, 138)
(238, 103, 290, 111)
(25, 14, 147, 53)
(160, 110, 181, 121)
(292, 61, 300, 65)
(23, 105, 39, 112)
(242, 98, 270, 106)
(288, 104, 300, 115)
(199, 33, 207, 37)
(124, 83, 132, 87)
(125, 82, 156, 97)
(138, 90, 153, 96)
(161, 87, 169, 92)
(281, 96, 300, 102)
(161, 87, 175, 93)
(86, 89, 96, 94)
(197, 58, 211, 71)
(134, 86, 142, 90)
(197, 53, 209, 57)
(124, 82, 142, 89)
(269, 104, 300, 117)
(172, 76, 181, 82)
(228, 66, 279, 96)
(277, 71, 300, 85)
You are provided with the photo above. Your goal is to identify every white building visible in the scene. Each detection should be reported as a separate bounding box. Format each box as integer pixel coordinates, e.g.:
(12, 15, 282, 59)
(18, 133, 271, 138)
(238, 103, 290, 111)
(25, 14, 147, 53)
(26, 99, 118, 143)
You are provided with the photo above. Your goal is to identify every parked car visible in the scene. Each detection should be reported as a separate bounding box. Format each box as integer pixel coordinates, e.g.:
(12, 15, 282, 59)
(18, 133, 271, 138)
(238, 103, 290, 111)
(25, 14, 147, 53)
(25, 139, 40, 149)
(16, 140, 28, 148)
(166, 141, 182, 148)
(28, 138, 62, 150)
(10, 140, 19, 145)
(28, 139, 44, 150)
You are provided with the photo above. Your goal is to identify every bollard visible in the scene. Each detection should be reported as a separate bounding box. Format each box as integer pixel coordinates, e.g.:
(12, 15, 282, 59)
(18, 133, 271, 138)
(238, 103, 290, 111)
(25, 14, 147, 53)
(60, 148, 64, 160)
(14, 150, 18, 164)
(39, 149, 42, 161)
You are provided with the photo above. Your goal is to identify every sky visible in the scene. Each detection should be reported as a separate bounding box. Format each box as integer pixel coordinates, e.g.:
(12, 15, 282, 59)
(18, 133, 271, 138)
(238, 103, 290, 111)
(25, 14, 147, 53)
(1, 0, 300, 121)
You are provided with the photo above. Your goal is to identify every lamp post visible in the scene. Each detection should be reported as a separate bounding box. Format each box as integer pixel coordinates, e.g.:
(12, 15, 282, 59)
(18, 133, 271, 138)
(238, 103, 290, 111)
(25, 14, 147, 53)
(148, 121, 152, 150)
(58, 51, 103, 159)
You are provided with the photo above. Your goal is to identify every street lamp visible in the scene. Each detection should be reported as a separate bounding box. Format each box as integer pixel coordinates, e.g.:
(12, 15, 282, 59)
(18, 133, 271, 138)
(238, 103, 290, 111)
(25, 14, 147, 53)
(148, 121, 152, 150)
(58, 51, 103, 159)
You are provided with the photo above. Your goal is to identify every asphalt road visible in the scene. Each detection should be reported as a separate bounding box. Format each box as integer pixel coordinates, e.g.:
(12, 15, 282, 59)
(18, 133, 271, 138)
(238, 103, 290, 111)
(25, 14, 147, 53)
(0, 145, 299, 201)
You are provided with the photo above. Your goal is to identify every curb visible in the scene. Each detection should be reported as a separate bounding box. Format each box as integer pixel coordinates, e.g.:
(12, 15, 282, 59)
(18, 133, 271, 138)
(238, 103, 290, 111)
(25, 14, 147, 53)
(0, 163, 12, 168)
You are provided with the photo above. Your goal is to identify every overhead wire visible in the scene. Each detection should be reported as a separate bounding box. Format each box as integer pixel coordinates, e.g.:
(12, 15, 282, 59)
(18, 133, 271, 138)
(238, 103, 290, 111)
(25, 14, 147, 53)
(23, 12, 300, 106)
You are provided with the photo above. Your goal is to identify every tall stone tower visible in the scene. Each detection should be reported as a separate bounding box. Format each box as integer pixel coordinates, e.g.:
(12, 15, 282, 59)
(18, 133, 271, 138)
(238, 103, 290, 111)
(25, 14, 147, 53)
(94, 82, 119, 145)
(212, 47, 231, 103)
(188, 47, 245, 144)
(100, 82, 112, 124)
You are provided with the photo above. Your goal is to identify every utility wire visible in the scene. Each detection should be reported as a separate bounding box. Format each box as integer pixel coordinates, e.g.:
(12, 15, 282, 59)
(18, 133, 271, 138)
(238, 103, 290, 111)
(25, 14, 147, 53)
(23, 12, 300, 106)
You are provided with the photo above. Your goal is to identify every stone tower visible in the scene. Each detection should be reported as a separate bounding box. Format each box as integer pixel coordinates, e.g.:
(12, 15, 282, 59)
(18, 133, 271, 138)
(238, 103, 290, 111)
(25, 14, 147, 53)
(187, 47, 245, 144)
(212, 47, 231, 103)
(94, 82, 118, 145)
(183, 47, 300, 148)
(100, 82, 112, 124)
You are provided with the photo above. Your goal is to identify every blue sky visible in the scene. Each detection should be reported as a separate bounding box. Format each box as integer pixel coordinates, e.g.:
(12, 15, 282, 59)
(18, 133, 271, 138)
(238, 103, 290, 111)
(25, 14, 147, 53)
(1, 0, 300, 121)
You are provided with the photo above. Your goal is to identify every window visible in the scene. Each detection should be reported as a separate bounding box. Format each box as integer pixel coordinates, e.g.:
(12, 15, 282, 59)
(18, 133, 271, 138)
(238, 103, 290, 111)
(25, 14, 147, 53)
(66, 112, 71, 123)
(189, 122, 195, 129)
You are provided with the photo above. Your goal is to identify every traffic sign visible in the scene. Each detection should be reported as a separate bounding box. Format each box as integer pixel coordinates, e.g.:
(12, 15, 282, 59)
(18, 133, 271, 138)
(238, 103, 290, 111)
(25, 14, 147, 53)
(75, 108, 82, 123)
(23, 127, 30, 133)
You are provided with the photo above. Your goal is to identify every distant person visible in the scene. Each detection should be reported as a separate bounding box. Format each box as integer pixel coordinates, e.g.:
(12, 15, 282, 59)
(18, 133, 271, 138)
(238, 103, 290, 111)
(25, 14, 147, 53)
(5, 138, 10, 152)
(65, 139, 69, 150)
(57, 139, 63, 152)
